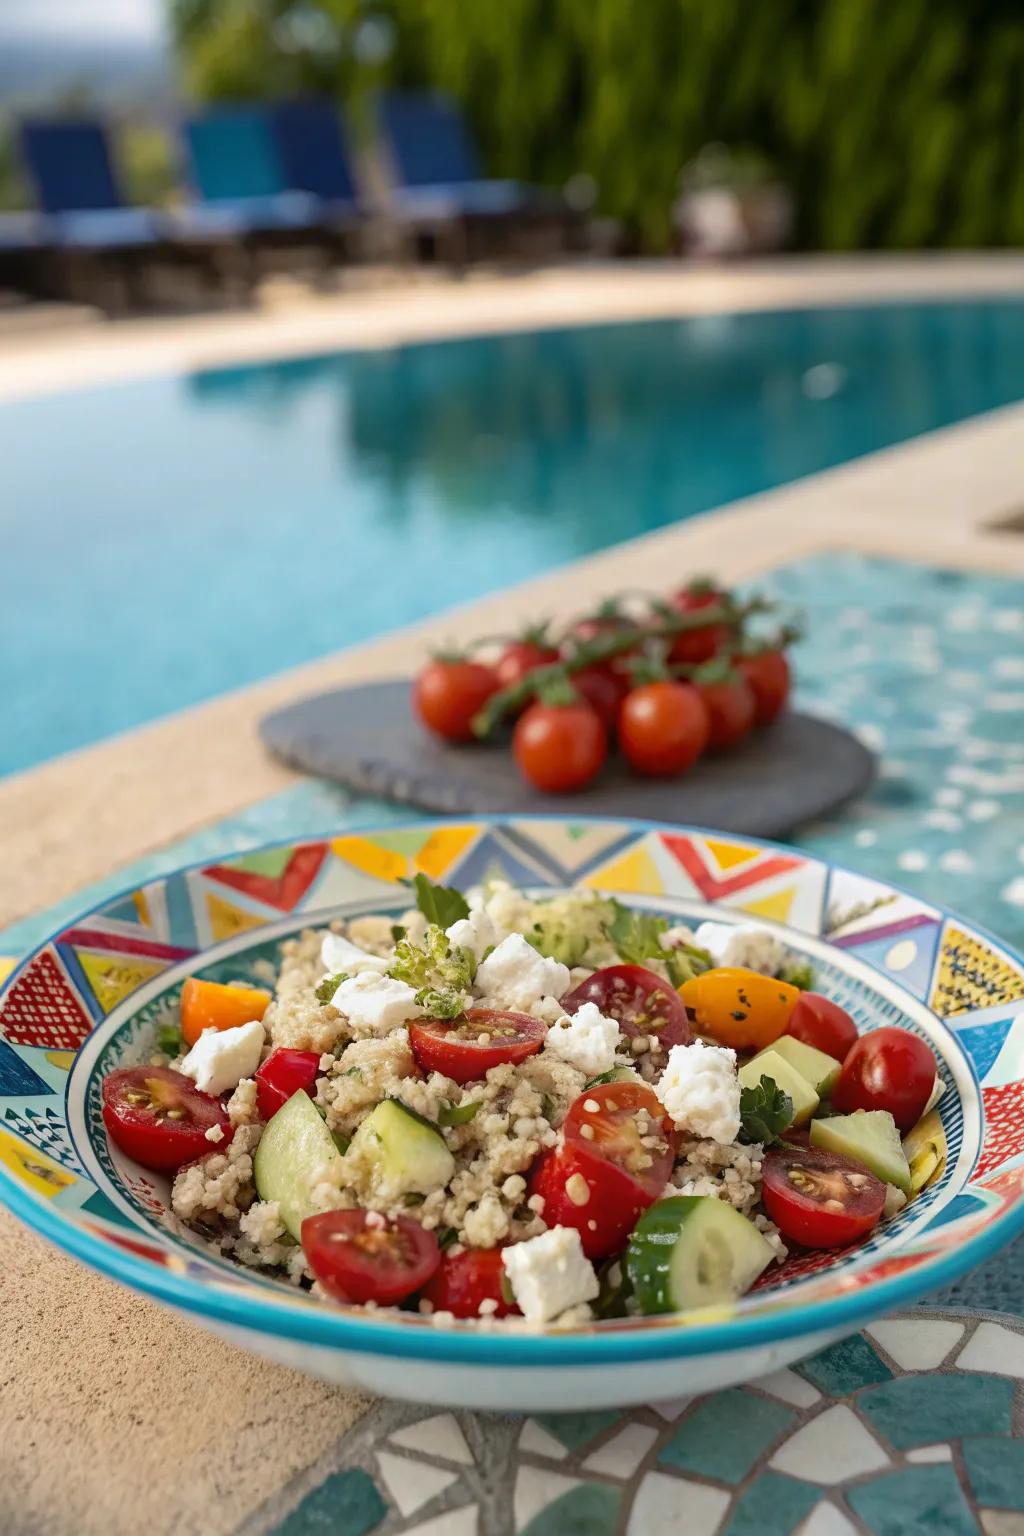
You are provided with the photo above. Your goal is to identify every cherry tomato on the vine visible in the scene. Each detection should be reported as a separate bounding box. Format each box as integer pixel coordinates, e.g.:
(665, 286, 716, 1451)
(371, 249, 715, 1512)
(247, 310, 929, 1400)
(669, 583, 735, 665)
(696, 673, 757, 752)
(495, 640, 559, 693)
(413, 659, 498, 743)
(831, 1026, 935, 1132)
(739, 650, 791, 726)
(573, 666, 628, 731)
(618, 680, 710, 776)
(513, 700, 607, 792)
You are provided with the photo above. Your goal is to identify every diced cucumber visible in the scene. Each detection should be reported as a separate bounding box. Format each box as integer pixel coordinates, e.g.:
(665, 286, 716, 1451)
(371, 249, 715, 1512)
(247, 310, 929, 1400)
(757, 1035, 842, 1098)
(738, 1049, 818, 1126)
(810, 1109, 911, 1195)
(253, 1089, 345, 1241)
(902, 1108, 947, 1193)
(625, 1196, 775, 1315)
(347, 1098, 455, 1202)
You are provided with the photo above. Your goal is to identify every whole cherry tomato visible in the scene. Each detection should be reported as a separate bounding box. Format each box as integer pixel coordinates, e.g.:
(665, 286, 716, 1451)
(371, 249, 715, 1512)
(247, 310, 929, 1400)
(409, 1009, 546, 1084)
(413, 659, 498, 743)
(102, 1066, 232, 1171)
(420, 1248, 520, 1319)
(494, 639, 559, 692)
(761, 1144, 885, 1248)
(832, 1026, 935, 1132)
(696, 673, 757, 752)
(786, 993, 858, 1063)
(573, 666, 628, 731)
(669, 582, 735, 665)
(739, 650, 791, 726)
(619, 680, 710, 776)
(302, 1210, 440, 1304)
(513, 700, 607, 792)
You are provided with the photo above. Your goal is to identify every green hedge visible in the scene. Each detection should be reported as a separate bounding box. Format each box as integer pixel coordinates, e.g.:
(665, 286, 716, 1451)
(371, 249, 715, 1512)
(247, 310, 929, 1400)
(172, 0, 1024, 252)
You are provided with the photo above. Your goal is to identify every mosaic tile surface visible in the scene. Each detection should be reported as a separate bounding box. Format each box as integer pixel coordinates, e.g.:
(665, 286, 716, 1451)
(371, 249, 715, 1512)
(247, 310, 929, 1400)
(235, 1310, 1024, 1536)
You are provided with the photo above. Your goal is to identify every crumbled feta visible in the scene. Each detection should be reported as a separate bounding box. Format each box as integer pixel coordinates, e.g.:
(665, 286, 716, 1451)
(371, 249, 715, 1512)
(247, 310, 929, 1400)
(544, 1002, 620, 1075)
(446, 907, 498, 962)
(656, 1040, 741, 1143)
(320, 932, 386, 977)
(474, 933, 570, 1012)
(501, 1226, 599, 1322)
(693, 921, 788, 976)
(181, 1020, 265, 1097)
(475, 880, 536, 942)
(659, 923, 697, 951)
(332, 971, 424, 1033)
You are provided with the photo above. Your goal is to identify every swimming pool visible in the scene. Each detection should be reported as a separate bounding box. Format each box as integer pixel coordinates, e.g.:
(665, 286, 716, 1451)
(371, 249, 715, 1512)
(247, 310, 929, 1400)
(4, 298, 1024, 778)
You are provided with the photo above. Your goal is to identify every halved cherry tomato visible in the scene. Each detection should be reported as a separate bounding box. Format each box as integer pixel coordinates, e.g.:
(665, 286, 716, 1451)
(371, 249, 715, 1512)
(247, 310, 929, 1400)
(832, 1026, 935, 1132)
(495, 640, 560, 692)
(761, 1144, 885, 1248)
(420, 1247, 520, 1319)
(180, 977, 271, 1048)
(563, 1082, 677, 1203)
(669, 582, 735, 665)
(679, 967, 800, 1051)
(695, 674, 757, 752)
(255, 1048, 321, 1121)
(513, 700, 607, 793)
(562, 964, 691, 1057)
(413, 659, 498, 743)
(302, 1210, 440, 1304)
(739, 650, 791, 726)
(619, 681, 710, 776)
(102, 1066, 233, 1171)
(409, 1008, 546, 1084)
(573, 667, 627, 731)
(787, 993, 858, 1064)
(529, 1139, 642, 1260)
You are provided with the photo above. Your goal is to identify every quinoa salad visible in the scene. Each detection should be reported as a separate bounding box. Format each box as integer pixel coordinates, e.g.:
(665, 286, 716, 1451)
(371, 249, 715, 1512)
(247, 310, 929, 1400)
(100, 877, 946, 1328)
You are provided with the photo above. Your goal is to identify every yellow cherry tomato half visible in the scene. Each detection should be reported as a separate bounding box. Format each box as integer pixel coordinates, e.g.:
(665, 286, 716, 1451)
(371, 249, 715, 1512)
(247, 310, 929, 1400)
(679, 968, 800, 1052)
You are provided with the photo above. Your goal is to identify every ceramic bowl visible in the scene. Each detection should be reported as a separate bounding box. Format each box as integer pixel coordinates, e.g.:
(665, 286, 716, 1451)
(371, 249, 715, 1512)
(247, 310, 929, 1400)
(2, 816, 1023, 1412)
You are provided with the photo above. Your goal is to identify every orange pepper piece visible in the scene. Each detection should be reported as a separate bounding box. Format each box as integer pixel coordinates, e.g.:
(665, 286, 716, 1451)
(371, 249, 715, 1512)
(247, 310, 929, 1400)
(180, 978, 271, 1047)
(678, 968, 800, 1052)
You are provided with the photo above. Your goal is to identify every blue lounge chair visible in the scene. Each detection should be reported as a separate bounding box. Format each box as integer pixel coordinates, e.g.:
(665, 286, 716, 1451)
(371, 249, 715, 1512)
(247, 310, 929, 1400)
(376, 92, 574, 263)
(19, 118, 166, 248)
(180, 106, 321, 237)
(270, 99, 359, 215)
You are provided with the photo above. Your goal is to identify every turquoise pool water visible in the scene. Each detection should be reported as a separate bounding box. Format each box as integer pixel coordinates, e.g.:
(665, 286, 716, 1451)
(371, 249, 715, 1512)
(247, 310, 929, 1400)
(4, 298, 1024, 777)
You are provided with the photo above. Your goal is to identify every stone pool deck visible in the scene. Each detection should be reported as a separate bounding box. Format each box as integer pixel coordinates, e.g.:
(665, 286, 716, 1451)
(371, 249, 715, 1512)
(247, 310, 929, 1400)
(3, 254, 1024, 1536)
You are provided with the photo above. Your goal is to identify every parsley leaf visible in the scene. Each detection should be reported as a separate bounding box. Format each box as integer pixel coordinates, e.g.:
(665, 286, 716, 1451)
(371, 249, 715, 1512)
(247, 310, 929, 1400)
(316, 972, 348, 1005)
(780, 958, 815, 991)
(738, 1075, 793, 1146)
(156, 1021, 184, 1057)
(404, 873, 469, 929)
(606, 900, 671, 964)
(438, 1100, 482, 1127)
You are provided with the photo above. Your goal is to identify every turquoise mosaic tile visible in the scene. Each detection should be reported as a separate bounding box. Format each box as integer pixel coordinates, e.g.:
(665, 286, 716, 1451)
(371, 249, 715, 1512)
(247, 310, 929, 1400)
(720, 1471, 820, 1536)
(269, 1467, 386, 1536)
(797, 1335, 894, 1397)
(532, 1410, 623, 1453)
(859, 1374, 1014, 1450)
(658, 1390, 795, 1484)
(518, 1483, 621, 1536)
(847, 1464, 978, 1536)
(962, 1438, 1024, 1512)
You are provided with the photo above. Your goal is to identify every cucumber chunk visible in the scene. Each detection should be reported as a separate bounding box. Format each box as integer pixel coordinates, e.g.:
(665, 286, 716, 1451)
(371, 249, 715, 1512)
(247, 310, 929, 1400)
(810, 1109, 912, 1195)
(347, 1098, 455, 1203)
(757, 1035, 842, 1098)
(625, 1196, 775, 1314)
(253, 1089, 345, 1240)
(738, 1049, 818, 1126)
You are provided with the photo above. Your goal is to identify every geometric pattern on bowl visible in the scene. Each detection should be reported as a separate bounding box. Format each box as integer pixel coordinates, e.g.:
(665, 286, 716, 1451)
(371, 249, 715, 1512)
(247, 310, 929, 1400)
(2, 816, 1024, 1371)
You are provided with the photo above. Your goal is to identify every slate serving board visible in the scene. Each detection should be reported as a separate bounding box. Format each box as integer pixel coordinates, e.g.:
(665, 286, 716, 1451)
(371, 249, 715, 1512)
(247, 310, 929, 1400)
(260, 680, 874, 836)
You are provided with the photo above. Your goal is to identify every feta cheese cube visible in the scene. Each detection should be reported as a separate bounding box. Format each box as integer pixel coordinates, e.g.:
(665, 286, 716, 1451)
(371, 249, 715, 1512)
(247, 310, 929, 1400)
(181, 1020, 265, 1097)
(656, 1039, 741, 1143)
(501, 1226, 599, 1322)
(332, 971, 424, 1033)
(474, 933, 570, 1013)
(446, 907, 498, 963)
(320, 932, 387, 977)
(693, 921, 788, 977)
(544, 1001, 620, 1075)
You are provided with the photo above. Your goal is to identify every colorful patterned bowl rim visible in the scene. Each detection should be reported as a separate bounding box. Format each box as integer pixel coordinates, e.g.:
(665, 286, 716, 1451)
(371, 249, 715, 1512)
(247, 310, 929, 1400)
(2, 814, 1024, 1369)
